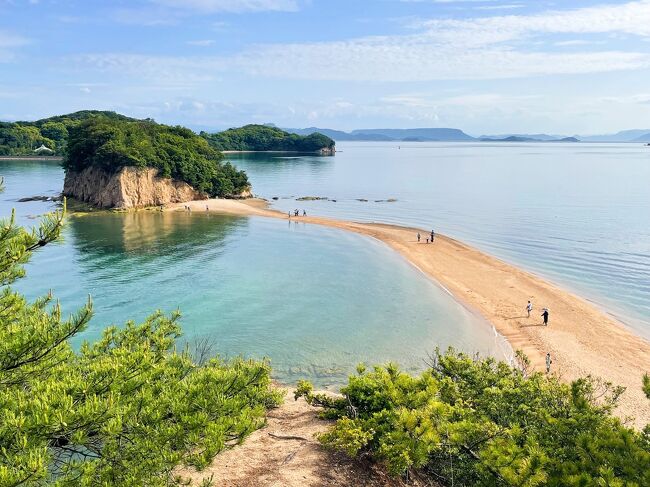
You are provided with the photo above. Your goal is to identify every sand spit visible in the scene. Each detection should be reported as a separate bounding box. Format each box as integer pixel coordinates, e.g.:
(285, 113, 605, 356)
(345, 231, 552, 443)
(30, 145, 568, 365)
(169, 198, 650, 428)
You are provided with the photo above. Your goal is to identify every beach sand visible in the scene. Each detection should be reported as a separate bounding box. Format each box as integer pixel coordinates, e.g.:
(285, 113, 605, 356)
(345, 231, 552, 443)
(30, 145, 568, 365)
(170, 198, 650, 428)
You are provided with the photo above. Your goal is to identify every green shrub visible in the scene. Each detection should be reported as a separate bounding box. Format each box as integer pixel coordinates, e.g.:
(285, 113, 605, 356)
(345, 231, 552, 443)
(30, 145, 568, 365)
(297, 349, 650, 486)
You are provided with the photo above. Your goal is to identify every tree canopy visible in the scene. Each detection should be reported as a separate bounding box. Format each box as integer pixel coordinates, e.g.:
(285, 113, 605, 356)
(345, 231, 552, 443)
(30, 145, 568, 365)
(297, 349, 650, 486)
(0, 180, 281, 485)
(0, 111, 132, 156)
(64, 117, 249, 197)
(202, 124, 335, 152)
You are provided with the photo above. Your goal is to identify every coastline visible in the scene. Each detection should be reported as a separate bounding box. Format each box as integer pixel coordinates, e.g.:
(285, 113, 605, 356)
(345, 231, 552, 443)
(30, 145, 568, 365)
(168, 198, 650, 427)
(0, 156, 63, 161)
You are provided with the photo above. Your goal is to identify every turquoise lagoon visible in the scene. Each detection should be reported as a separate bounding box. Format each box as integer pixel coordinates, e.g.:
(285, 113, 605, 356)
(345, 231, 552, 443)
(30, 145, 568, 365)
(0, 158, 504, 388)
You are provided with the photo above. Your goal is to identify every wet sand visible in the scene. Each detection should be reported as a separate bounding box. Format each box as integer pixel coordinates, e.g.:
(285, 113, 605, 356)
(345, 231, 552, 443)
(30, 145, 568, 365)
(169, 198, 650, 427)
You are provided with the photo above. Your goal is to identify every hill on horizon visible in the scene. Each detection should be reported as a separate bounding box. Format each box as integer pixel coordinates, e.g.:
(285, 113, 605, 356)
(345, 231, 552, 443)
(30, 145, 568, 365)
(284, 126, 475, 141)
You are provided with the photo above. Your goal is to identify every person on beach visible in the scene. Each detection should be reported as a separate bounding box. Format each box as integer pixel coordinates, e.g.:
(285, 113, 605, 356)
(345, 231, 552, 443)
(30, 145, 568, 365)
(430, 230, 435, 242)
(426, 238, 429, 244)
(526, 300, 533, 318)
(303, 210, 307, 216)
(417, 232, 421, 242)
(288, 211, 291, 218)
(206, 205, 209, 211)
(546, 353, 552, 373)
(542, 308, 549, 326)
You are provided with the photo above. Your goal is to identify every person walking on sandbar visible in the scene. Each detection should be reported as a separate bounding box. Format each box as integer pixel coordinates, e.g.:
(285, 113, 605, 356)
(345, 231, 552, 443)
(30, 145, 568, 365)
(430, 230, 435, 242)
(526, 300, 533, 318)
(303, 210, 307, 216)
(546, 353, 552, 373)
(417, 232, 421, 242)
(541, 308, 549, 326)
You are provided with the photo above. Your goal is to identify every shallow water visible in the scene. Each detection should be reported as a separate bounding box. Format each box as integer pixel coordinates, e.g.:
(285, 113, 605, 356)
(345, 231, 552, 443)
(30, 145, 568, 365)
(0, 158, 506, 388)
(228, 142, 650, 339)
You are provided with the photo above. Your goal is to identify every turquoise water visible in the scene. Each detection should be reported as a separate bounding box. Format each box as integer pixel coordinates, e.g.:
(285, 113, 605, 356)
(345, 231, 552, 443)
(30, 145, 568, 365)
(0, 158, 505, 388)
(228, 142, 650, 339)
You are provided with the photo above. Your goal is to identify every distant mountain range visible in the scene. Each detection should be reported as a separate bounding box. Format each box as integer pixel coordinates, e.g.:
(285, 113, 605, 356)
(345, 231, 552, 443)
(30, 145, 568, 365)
(281, 126, 650, 143)
(285, 127, 474, 142)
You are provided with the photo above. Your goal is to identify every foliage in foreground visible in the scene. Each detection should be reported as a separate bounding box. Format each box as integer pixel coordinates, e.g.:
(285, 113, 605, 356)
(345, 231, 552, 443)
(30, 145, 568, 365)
(0, 185, 281, 486)
(64, 116, 249, 197)
(297, 350, 650, 486)
(202, 124, 335, 152)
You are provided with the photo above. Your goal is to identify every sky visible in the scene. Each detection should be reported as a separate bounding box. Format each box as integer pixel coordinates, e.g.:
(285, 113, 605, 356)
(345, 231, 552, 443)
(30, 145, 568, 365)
(1, 0, 649, 134)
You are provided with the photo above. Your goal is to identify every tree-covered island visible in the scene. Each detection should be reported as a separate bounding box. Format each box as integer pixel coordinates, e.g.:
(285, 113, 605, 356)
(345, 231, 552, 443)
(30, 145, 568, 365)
(201, 124, 336, 153)
(65, 116, 249, 198)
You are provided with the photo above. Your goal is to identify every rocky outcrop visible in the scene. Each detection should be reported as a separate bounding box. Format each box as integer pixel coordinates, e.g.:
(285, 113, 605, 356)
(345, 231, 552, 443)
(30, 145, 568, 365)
(63, 166, 208, 209)
(318, 147, 335, 156)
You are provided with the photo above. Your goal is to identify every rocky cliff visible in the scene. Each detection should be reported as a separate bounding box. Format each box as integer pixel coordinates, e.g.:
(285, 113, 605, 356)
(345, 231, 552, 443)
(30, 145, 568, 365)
(63, 166, 208, 209)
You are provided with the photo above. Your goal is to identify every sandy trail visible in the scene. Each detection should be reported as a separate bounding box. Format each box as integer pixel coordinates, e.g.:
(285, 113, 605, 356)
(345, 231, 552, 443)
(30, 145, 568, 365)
(170, 198, 650, 428)
(177, 390, 430, 487)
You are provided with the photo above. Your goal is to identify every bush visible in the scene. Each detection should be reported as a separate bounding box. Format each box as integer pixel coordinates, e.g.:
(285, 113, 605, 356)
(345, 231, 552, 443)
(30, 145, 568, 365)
(297, 349, 650, 486)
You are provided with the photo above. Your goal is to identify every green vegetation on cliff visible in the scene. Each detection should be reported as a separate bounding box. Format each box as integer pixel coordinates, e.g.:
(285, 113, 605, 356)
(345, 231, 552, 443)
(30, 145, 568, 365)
(0, 110, 131, 156)
(297, 350, 650, 486)
(65, 117, 249, 197)
(0, 182, 281, 486)
(202, 124, 335, 152)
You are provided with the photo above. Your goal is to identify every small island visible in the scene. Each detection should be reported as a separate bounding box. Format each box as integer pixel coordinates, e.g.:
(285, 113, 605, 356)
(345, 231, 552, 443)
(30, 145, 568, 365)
(201, 124, 335, 154)
(63, 115, 250, 209)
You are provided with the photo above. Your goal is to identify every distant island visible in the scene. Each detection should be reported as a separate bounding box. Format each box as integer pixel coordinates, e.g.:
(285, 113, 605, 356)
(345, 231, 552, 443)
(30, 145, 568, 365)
(62, 114, 249, 209)
(283, 126, 650, 143)
(201, 124, 335, 154)
(284, 126, 474, 142)
(479, 135, 579, 143)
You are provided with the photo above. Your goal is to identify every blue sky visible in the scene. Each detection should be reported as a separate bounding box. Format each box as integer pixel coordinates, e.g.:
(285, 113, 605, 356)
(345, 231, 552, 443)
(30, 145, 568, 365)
(1, 0, 649, 134)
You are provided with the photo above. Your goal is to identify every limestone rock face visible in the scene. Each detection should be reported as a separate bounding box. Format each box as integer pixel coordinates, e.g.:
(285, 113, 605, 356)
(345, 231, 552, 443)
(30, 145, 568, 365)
(63, 166, 208, 209)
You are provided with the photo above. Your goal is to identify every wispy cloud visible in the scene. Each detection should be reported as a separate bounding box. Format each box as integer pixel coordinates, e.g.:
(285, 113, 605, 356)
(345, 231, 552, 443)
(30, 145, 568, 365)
(187, 39, 216, 46)
(152, 0, 300, 13)
(0, 30, 29, 62)
(71, 1, 650, 83)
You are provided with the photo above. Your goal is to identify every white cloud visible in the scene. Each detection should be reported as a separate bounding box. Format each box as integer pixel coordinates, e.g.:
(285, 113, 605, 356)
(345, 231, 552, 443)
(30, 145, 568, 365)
(475, 4, 524, 10)
(152, 0, 299, 13)
(71, 1, 650, 83)
(413, 0, 650, 39)
(187, 39, 216, 46)
(0, 31, 29, 62)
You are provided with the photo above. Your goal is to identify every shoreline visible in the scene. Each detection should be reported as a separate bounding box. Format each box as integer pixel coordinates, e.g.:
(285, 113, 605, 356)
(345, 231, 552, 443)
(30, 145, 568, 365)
(167, 198, 650, 427)
(0, 156, 63, 161)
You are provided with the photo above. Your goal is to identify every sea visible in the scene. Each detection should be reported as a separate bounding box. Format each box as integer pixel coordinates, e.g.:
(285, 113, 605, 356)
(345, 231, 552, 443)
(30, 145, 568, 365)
(2, 141, 648, 386)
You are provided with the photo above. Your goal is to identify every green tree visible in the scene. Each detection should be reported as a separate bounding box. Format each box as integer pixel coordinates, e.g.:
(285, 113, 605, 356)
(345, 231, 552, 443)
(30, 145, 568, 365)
(40, 122, 69, 145)
(0, 180, 281, 486)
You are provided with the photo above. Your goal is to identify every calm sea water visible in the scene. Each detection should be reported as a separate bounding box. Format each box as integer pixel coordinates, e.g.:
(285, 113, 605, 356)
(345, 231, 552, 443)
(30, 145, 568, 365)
(228, 142, 650, 339)
(0, 158, 505, 388)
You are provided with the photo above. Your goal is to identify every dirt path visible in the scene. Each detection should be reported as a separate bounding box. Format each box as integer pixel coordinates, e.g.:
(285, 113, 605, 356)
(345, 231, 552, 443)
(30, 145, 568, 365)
(177, 390, 433, 486)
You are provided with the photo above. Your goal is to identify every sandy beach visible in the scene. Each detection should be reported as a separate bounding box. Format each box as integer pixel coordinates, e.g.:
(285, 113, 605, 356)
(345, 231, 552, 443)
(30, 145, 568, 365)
(169, 198, 650, 428)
